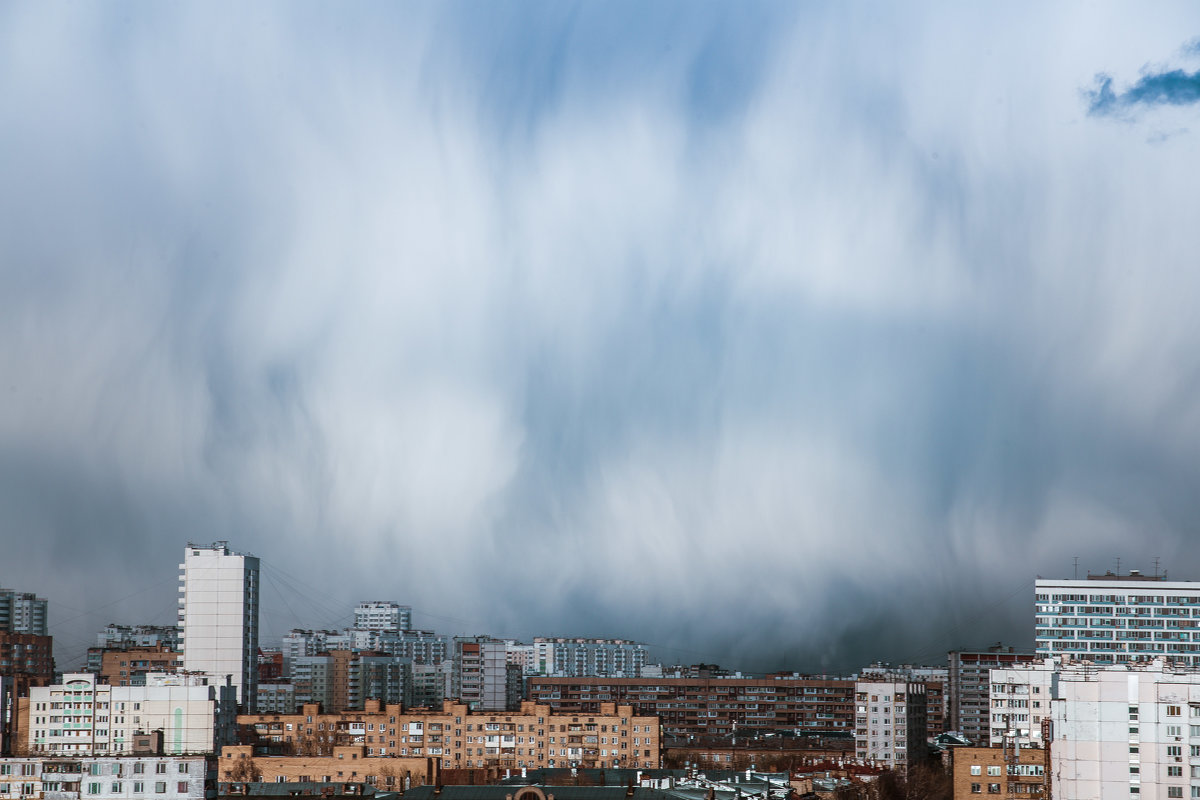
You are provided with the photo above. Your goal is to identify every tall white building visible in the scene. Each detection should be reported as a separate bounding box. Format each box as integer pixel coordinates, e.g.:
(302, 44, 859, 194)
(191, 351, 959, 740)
(853, 676, 928, 774)
(1036, 574, 1200, 666)
(178, 542, 259, 710)
(1048, 658, 1200, 800)
(988, 659, 1056, 746)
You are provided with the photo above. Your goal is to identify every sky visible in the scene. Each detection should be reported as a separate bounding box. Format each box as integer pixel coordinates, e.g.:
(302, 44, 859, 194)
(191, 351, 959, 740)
(4, 2, 1200, 675)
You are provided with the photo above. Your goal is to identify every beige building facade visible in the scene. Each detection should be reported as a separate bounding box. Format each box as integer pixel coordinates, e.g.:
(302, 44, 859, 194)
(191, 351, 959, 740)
(219, 744, 435, 788)
(237, 700, 660, 770)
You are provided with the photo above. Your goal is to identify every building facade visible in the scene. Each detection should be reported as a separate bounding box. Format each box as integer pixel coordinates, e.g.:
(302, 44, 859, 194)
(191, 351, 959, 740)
(0, 755, 207, 800)
(91, 646, 182, 687)
(947, 647, 1037, 745)
(0, 589, 48, 637)
(26, 672, 229, 756)
(520, 640, 648, 678)
(179, 542, 260, 710)
(987, 660, 1055, 747)
(354, 603, 412, 633)
(853, 678, 927, 773)
(1036, 574, 1200, 666)
(948, 745, 1048, 800)
(1049, 658, 1200, 800)
(236, 700, 660, 770)
(218, 744, 435, 788)
(527, 676, 856, 738)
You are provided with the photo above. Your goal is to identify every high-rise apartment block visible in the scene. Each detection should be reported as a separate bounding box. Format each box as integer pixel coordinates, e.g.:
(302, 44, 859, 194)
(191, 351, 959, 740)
(1036, 573, 1200, 665)
(853, 677, 927, 773)
(947, 646, 1037, 744)
(354, 602, 412, 632)
(178, 542, 259, 710)
(0, 589, 48, 636)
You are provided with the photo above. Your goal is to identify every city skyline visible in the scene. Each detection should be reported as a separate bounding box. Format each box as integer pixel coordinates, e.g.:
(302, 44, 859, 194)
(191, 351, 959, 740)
(5, 3, 1200, 676)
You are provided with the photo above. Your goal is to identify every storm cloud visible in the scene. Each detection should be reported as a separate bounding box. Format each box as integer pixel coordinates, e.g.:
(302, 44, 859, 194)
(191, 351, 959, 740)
(4, 3, 1200, 673)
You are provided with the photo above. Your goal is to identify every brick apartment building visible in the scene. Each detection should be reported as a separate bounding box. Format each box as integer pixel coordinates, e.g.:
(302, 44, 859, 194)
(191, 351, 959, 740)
(526, 677, 855, 738)
(948, 745, 1048, 799)
(219, 744, 436, 789)
(237, 700, 660, 771)
(91, 645, 182, 686)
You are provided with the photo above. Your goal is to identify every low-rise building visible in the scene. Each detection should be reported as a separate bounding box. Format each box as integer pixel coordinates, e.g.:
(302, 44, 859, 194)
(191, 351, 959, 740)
(218, 744, 434, 788)
(0, 755, 207, 800)
(948, 745, 1048, 800)
(26, 672, 233, 756)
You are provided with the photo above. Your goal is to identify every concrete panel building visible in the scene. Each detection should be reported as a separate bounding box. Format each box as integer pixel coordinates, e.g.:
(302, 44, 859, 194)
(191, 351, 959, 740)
(0, 755, 207, 800)
(26, 672, 231, 756)
(1036, 573, 1200, 666)
(0, 589, 48, 636)
(947, 647, 1038, 745)
(179, 542, 260, 710)
(354, 603, 412, 633)
(853, 677, 927, 774)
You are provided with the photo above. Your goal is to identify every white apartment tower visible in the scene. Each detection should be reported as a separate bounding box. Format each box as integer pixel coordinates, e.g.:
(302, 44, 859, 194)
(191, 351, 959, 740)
(178, 542, 259, 711)
(1036, 573, 1200, 666)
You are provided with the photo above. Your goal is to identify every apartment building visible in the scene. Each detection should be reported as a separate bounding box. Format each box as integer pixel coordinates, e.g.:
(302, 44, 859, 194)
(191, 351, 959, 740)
(290, 652, 411, 713)
(520, 640, 648, 678)
(853, 678, 927, 774)
(283, 630, 448, 677)
(91, 646, 182, 687)
(26, 672, 232, 756)
(354, 603, 412, 633)
(257, 684, 297, 715)
(0, 633, 53, 691)
(1036, 573, 1200, 665)
(527, 676, 856, 738)
(948, 745, 1048, 800)
(947, 647, 1037, 745)
(95, 625, 180, 651)
(218, 744, 435, 787)
(987, 660, 1055, 747)
(0, 755, 206, 800)
(452, 638, 516, 712)
(0, 589, 48, 637)
(1049, 657, 1200, 800)
(236, 699, 660, 770)
(179, 542, 260, 710)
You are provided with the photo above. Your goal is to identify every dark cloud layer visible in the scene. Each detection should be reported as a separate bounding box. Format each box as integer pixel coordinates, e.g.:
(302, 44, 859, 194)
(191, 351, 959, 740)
(4, 4, 1200, 674)
(1087, 68, 1200, 116)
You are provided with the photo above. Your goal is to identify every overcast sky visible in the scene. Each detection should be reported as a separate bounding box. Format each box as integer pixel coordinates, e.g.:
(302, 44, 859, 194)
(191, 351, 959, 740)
(4, 3, 1200, 674)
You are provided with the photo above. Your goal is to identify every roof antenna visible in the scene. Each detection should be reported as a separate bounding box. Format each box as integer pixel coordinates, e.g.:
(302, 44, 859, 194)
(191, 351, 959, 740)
(1154, 557, 1161, 578)
(1073, 557, 1079, 580)
(1115, 557, 1121, 576)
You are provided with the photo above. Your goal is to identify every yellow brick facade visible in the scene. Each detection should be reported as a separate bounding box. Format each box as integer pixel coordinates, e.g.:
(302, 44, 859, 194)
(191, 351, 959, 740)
(236, 700, 660, 770)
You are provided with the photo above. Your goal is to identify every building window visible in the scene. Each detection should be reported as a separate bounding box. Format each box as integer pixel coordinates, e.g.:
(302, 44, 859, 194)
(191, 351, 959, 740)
(156, 782, 167, 793)
(988, 785, 1000, 794)
(987, 766, 1001, 776)
(1168, 789, 1183, 799)
(178, 783, 188, 793)
(1169, 706, 1182, 717)
(970, 784, 981, 794)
